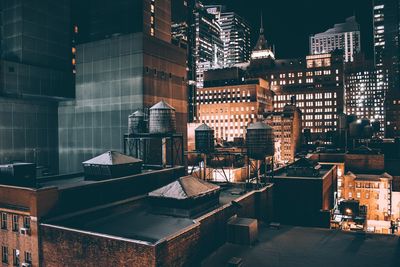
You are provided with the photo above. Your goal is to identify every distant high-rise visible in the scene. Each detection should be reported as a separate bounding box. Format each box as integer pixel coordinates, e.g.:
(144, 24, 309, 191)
(345, 57, 387, 133)
(191, 2, 223, 89)
(373, 1, 386, 68)
(251, 14, 275, 60)
(310, 16, 361, 62)
(374, 0, 400, 137)
(205, 5, 251, 67)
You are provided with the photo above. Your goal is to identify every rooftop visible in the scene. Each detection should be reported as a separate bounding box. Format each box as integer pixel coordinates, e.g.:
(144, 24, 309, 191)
(42, 183, 256, 243)
(202, 225, 400, 267)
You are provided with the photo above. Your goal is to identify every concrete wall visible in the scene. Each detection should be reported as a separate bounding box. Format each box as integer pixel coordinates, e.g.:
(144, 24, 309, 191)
(0, 97, 59, 171)
(59, 33, 187, 174)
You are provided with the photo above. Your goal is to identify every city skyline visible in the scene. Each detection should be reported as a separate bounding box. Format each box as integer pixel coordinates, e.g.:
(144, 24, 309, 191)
(203, 0, 374, 59)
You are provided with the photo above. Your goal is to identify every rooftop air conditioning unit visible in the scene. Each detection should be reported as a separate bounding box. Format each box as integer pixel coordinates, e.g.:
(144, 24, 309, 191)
(20, 228, 31, 235)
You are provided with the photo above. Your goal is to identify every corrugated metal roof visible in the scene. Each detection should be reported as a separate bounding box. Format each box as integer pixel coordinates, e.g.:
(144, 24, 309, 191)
(195, 123, 213, 131)
(82, 151, 142, 166)
(149, 175, 220, 200)
(150, 100, 175, 110)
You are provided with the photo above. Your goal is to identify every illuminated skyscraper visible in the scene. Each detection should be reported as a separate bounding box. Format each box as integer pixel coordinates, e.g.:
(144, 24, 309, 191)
(310, 16, 361, 62)
(206, 6, 251, 67)
(191, 2, 223, 88)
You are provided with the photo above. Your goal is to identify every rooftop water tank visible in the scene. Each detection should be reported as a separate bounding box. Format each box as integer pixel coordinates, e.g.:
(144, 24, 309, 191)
(246, 122, 274, 160)
(349, 120, 363, 138)
(371, 120, 380, 133)
(149, 100, 176, 134)
(128, 110, 146, 134)
(362, 125, 373, 139)
(195, 123, 214, 153)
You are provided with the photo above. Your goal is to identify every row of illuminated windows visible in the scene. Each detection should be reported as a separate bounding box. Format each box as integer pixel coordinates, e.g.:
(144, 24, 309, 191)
(305, 114, 333, 120)
(1, 212, 30, 232)
(200, 106, 255, 113)
(201, 113, 256, 121)
(1, 247, 31, 266)
(304, 121, 336, 127)
(274, 93, 336, 101)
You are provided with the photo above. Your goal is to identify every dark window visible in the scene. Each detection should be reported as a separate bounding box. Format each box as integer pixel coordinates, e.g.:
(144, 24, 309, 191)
(12, 215, 19, 232)
(8, 67, 14, 72)
(23, 217, 30, 229)
(1, 246, 8, 264)
(1, 213, 7, 230)
(24, 251, 32, 263)
(12, 249, 19, 266)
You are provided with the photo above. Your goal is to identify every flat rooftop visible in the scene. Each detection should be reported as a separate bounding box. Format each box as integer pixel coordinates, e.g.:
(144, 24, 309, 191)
(202, 225, 400, 267)
(36, 169, 163, 190)
(45, 199, 195, 244)
(273, 165, 332, 179)
(44, 183, 256, 243)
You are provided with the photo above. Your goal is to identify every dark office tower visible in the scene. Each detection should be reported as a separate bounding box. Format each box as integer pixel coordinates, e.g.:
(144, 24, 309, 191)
(59, 0, 187, 173)
(375, 0, 400, 137)
(73, 0, 171, 44)
(0, 0, 72, 172)
(171, 0, 197, 122)
(192, 2, 223, 88)
(0, 0, 72, 98)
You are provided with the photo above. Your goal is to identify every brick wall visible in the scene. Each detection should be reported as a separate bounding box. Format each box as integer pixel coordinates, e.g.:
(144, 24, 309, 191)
(40, 225, 156, 267)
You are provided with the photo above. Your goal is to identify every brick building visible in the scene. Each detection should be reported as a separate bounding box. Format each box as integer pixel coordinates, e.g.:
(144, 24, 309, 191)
(264, 103, 302, 164)
(340, 172, 392, 222)
(248, 52, 345, 140)
(196, 76, 273, 141)
(271, 158, 338, 227)
(0, 163, 186, 267)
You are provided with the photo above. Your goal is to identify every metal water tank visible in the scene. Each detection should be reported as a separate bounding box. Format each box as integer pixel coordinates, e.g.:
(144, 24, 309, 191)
(149, 100, 176, 134)
(246, 122, 274, 160)
(360, 118, 370, 128)
(362, 125, 373, 139)
(349, 120, 363, 138)
(346, 114, 358, 126)
(128, 110, 146, 134)
(195, 123, 214, 153)
(371, 120, 380, 133)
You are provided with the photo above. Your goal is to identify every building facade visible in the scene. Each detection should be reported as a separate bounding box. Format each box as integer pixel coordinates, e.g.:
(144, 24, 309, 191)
(265, 103, 302, 164)
(375, 0, 400, 137)
(0, 0, 73, 172)
(219, 11, 251, 67)
(345, 58, 388, 133)
(196, 78, 273, 142)
(248, 52, 345, 139)
(191, 3, 223, 88)
(310, 16, 361, 62)
(340, 172, 392, 223)
(59, 0, 187, 173)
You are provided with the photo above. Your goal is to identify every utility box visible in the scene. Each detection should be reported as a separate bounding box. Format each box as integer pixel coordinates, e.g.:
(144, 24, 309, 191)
(227, 216, 258, 245)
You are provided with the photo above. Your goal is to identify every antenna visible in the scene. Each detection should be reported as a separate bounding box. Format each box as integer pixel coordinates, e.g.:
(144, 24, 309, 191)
(260, 12, 264, 34)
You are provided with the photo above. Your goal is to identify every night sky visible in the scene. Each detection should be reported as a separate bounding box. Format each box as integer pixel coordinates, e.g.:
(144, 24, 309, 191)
(202, 0, 374, 59)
